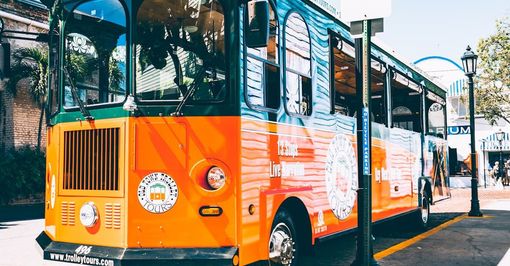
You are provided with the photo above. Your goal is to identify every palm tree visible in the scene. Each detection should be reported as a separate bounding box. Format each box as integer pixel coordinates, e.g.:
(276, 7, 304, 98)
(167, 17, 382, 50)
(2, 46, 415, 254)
(6, 47, 48, 151)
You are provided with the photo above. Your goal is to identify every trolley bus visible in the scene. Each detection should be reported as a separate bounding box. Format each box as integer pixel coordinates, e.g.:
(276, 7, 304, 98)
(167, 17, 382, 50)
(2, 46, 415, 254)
(37, 0, 450, 265)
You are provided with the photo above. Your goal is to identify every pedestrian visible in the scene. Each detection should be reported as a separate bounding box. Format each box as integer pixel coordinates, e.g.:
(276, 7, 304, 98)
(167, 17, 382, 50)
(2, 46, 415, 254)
(493, 161, 504, 189)
(505, 160, 510, 186)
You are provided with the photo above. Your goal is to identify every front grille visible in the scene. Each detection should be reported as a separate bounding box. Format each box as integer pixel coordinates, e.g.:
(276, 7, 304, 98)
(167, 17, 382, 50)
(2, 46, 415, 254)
(63, 128, 119, 191)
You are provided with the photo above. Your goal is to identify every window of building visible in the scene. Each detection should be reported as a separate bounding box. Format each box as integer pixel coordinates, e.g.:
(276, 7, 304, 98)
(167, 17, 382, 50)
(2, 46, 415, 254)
(284, 12, 311, 116)
(245, 1, 280, 110)
(16, 0, 47, 9)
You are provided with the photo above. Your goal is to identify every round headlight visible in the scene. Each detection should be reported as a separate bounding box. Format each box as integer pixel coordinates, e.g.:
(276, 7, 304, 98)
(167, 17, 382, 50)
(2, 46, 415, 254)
(79, 202, 98, 228)
(207, 166, 226, 190)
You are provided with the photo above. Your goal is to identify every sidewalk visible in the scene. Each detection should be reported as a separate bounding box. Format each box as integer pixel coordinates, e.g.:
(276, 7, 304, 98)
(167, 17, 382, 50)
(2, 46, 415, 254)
(378, 188, 510, 266)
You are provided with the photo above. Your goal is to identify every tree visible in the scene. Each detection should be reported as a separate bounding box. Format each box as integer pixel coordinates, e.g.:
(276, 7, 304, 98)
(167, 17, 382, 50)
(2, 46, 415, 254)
(6, 47, 48, 151)
(475, 17, 510, 125)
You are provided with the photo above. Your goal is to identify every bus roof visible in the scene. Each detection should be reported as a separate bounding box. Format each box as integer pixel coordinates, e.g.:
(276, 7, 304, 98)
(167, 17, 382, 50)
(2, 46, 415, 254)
(303, 0, 448, 98)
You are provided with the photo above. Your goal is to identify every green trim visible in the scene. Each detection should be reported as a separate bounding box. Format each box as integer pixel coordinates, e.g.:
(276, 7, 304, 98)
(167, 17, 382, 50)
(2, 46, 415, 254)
(51, 106, 129, 124)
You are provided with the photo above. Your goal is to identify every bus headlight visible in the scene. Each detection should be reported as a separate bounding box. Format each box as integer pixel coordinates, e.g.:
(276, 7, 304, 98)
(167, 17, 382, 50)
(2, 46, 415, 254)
(206, 166, 226, 190)
(79, 202, 98, 228)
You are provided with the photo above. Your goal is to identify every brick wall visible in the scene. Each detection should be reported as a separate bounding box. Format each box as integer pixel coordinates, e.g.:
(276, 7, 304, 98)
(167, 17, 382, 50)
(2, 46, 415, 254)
(0, 0, 48, 153)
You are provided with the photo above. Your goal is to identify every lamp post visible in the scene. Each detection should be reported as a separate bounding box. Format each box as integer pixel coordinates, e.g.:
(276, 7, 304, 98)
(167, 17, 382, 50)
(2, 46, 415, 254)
(495, 129, 505, 186)
(481, 139, 487, 188)
(461, 45, 482, 217)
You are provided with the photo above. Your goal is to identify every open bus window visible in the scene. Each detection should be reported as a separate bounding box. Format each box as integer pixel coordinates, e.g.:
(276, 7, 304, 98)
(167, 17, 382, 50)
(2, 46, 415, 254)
(246, 2, 280, 110)
(330, 35, 387, 125)
(427, 91, 446, 138)
(63, 0, 127, 108)
(331, 35, 356, 117)
(48, 25, 59, 115)
(391, 70, 422, 133)
(284, 12, 312, 116)
(135, 0, 226, 102)
(370, 59, 387, 125)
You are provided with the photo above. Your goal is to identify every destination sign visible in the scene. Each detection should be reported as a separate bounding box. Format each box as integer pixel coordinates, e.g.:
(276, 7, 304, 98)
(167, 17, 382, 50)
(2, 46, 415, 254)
(309, 0, 341, 21)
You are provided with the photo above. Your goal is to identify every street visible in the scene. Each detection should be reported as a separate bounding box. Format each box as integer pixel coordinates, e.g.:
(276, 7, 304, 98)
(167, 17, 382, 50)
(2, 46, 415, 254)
(1, 188, 509, 266)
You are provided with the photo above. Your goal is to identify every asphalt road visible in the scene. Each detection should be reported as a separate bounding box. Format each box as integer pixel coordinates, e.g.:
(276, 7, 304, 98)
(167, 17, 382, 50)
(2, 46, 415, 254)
(1, 188, 509, 266)
(301, 211, 461, 265)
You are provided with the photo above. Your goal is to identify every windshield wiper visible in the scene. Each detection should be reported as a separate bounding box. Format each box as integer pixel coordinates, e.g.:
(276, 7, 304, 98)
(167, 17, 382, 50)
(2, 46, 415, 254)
(63, 66, 94, 120)
(171, 65, 208, 117)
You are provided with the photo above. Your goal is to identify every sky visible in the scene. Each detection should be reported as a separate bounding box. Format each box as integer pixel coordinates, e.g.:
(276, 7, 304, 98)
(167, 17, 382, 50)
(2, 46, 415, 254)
(376, 0, 510, 66)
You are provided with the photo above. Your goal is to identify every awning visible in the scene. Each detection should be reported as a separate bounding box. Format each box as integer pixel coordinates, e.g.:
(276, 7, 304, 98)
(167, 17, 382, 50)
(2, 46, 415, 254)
(480, 131, 510, 151)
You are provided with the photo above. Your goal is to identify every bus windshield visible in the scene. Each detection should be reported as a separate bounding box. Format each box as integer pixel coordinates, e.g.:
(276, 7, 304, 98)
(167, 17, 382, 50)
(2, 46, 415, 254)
(135, 0, 226, 102)
(63, 0, 127, 108)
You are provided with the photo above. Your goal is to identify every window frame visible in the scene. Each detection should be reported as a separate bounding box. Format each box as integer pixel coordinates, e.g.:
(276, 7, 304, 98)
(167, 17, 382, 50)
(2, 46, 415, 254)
(133, 0, 229, 106)
(16, 0, 47, 10)
(243, 0, 281, 113)
(60, 0, 130, 112)
(282, 10, 313, 118)
(389, 67, 424, 133)
(425, 89, 447, 138)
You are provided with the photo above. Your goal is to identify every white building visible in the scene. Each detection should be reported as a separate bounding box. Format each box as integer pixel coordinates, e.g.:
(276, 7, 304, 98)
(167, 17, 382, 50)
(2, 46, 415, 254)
(414, 56, 510, 187)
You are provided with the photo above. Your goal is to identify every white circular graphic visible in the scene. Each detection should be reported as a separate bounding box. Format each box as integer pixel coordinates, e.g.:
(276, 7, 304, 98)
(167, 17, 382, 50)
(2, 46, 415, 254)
(79, 202, 98, 228)
(325, 134, 358, 220)
(137, 172, 178, 214)
(50, 174, 56, 209)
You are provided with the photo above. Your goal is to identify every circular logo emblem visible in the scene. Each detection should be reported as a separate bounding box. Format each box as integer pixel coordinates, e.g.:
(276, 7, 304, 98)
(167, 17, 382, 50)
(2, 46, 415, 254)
(325, 134, 358, 220)
(137, 172, 179, 214)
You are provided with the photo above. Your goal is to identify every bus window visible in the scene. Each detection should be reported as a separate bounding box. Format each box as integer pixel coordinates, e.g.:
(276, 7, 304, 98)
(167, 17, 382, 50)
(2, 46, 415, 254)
(426, 91, 446, 138)
(330, 35, 355, 117)
(246, 2, 280, 110)
(391, 70, 422, 133)
(135, 0, 226, 102)
(284, 12, 312, 116)
(63, 0, 127, 108)
(371, 59, 387, 125)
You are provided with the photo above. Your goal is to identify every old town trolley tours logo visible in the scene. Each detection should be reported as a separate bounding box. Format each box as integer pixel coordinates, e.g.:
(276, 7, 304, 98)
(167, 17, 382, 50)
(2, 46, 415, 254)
(325, 134, 358, 220)
(137, 172, 179, 214)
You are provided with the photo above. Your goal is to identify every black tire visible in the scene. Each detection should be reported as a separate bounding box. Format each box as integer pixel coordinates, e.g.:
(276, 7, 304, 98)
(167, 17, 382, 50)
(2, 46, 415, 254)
(268, 210, 300, 266)
(417, 191, 431, 229)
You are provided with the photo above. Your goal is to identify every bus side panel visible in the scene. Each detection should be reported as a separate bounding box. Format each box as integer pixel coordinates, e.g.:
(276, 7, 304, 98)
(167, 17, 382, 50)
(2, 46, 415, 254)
(126, 116, 240, 248)
(238, 117, 420, 264)
(424, 136, 450, 201)
(44, 125, 60, 241)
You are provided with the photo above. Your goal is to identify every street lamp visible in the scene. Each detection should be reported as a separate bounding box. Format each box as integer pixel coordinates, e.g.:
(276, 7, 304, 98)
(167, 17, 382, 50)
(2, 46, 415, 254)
(495, 129, 505, 186)
(481, 139, 487, 188)
(461, 45, 482, 217)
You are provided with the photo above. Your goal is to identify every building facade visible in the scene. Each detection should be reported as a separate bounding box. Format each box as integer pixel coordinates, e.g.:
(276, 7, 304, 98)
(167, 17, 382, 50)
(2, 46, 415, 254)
(415, 56, 510, 187)
(0, 0, 48, 153)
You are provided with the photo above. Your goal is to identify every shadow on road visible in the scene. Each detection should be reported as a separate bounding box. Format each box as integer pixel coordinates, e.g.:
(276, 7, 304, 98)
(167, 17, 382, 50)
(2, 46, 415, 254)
(0, 203, 44, 224)
(301, 212, 464, 266)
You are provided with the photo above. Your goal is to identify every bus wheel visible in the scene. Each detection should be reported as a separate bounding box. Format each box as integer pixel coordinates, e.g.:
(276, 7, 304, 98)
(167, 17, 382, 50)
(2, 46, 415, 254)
(417, 192, 430, 228)
(269, 211, 299, 266)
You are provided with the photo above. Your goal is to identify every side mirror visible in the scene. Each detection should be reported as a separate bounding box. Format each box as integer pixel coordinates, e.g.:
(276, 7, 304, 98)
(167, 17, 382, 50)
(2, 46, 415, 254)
(245, 0, 270, 48)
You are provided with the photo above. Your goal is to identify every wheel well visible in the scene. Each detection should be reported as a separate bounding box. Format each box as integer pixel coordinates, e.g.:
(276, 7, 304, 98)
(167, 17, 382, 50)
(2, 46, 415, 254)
(277, 197, 313, 255)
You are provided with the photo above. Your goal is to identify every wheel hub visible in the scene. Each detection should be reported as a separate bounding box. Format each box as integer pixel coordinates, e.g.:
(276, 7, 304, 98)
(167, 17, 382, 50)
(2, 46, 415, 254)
(421, 200, 429, 224)
(269, 223, 295, 265)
